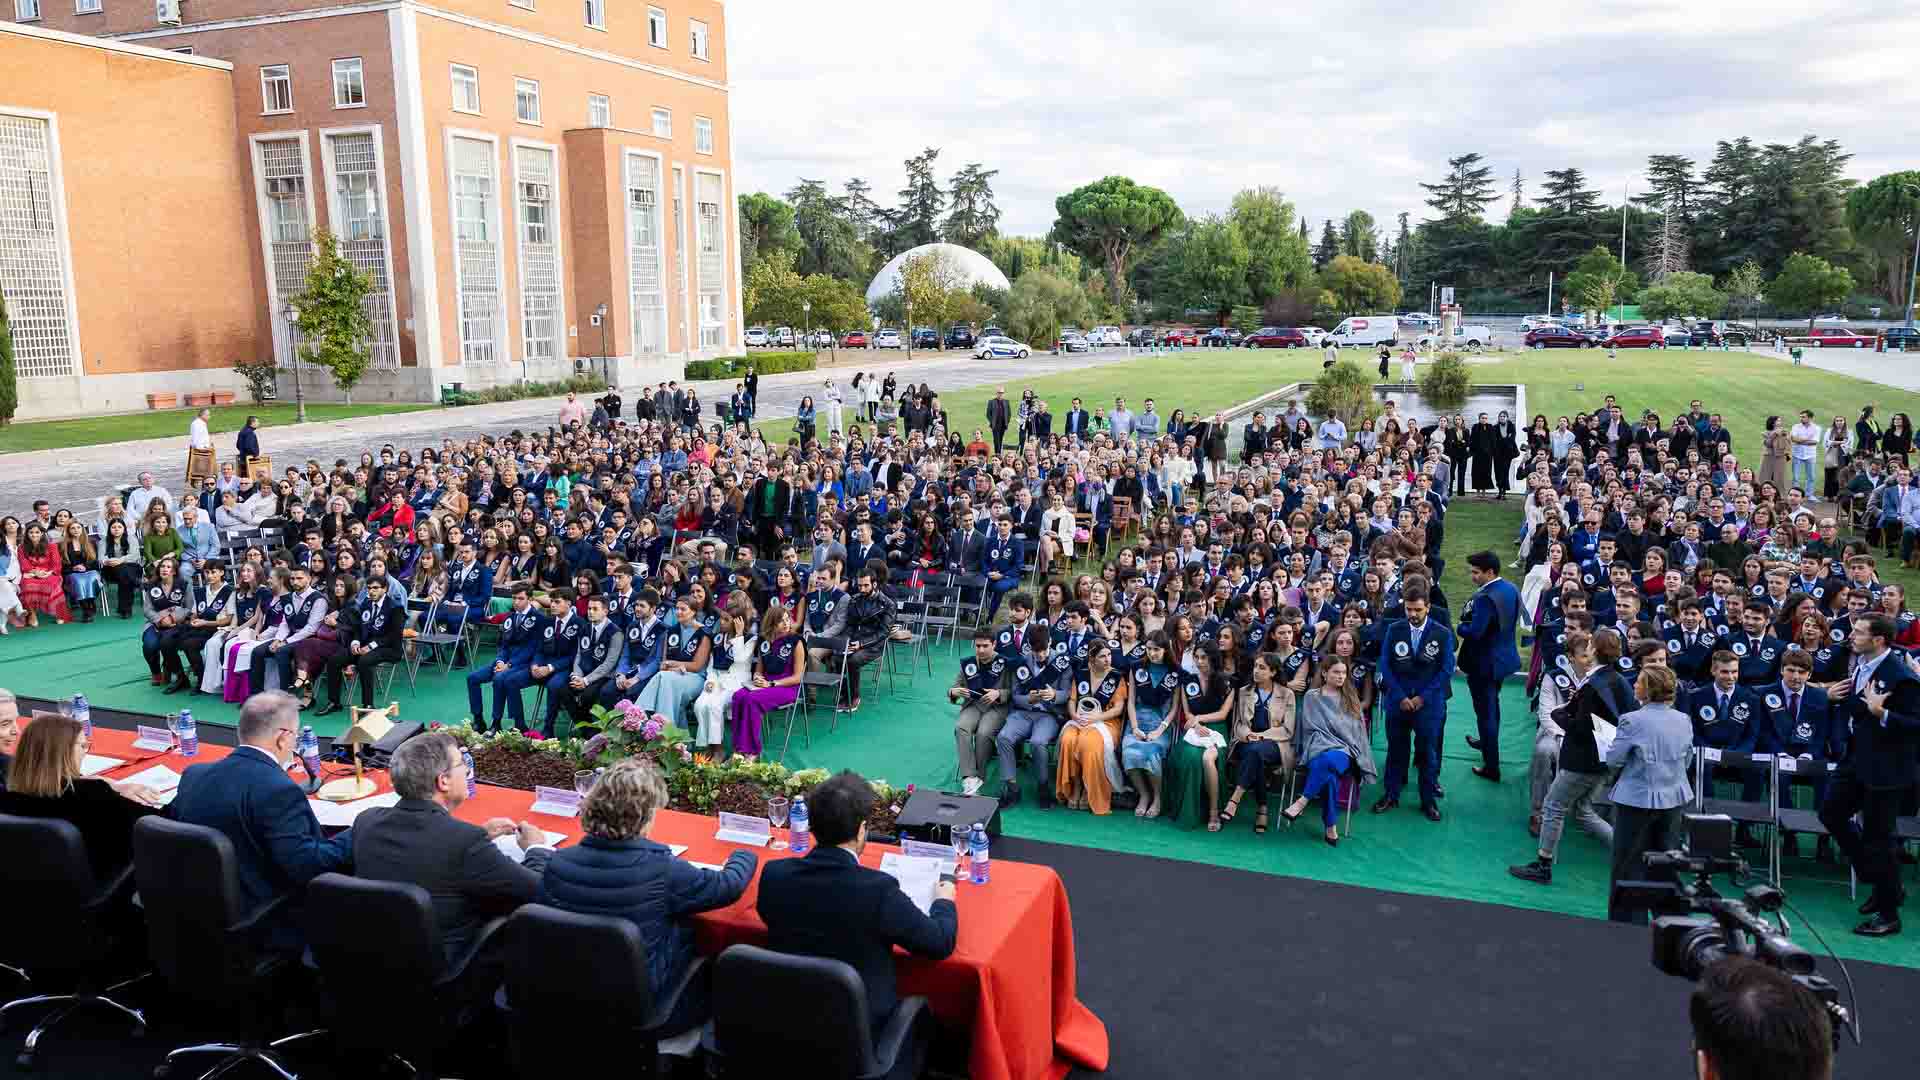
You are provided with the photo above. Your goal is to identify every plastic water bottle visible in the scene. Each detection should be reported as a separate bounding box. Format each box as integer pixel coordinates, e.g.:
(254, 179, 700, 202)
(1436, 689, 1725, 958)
(71, 694, 91, 740)
(968, 823, 990, 885)
(298, 726, 322, 778)
(461, 748, 478, 800)
(176, 709, 198, 757)
(789, 796, 810, 855)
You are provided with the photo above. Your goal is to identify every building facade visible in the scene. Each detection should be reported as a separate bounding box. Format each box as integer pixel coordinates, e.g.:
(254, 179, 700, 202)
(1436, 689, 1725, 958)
(1, 0, 740, 417)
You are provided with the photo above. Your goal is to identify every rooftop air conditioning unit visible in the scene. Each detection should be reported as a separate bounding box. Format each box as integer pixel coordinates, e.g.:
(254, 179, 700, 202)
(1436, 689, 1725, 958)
(156, 0, 181, 26)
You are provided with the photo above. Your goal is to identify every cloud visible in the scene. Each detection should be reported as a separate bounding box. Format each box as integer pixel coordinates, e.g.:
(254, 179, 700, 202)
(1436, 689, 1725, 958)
(726, 0, 1920, 237)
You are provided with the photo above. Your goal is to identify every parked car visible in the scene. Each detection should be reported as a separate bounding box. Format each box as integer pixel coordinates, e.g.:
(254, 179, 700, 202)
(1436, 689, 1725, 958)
(945, 325, 975, 350)
(1520, 315, 1562, 332)
(1087, 325, 1125, 347)
(1162, 327, 1199, 347)
(1058, 331, 1090, 353)
(841, 329, 869, 348)
(772, 327, 795, 347)
(874, 328, 904, 350)
(1813, 313, 1848, 323)
(744, 327, 770, 348)
(1399, 312, 1439, 330)
(1524, 325, 1592, 349)
(1418, 324, 1493, 350)
(1126, 327, 1156, 347)
(1719, 321, 1767, 344)
(975, 335, 1032, 359)
(1202, 327, 1239, 347)
(1602, 326, 1665, 349)
(1244, 326, 1307, 348)
(1328, 315, 1400, 348)
(1883, 326, 1920, 351)
(1805, 326, 1874, 348)
(911, 326, 941, 350)
(1684, 321, 1750, 347)
(1297, 326, 1329, 347)
(981, 325, 1005, 339)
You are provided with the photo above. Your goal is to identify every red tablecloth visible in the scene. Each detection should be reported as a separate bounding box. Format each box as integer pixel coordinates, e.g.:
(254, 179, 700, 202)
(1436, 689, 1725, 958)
(87, 729, 1109, 1080)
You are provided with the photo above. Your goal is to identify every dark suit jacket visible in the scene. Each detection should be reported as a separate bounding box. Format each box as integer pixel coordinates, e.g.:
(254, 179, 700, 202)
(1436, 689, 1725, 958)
(756, 845, 957, 1029)
(1459, 577, 1522, 680)
(350, 798, 550, 963)
(986, 398, 1011, 432)
(0, 778, 161, 883)
(168, 746, 353, 921)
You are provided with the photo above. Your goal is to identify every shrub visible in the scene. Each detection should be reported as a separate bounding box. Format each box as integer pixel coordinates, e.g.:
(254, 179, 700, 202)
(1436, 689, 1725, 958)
(1417, 350, 1472, 412)
(0, 292, 15, 427)
(439, 373, 606, 408)
(684, 351, 817, 381)
(233, 356, 280, 404)
(1304, 358, 1381, 430)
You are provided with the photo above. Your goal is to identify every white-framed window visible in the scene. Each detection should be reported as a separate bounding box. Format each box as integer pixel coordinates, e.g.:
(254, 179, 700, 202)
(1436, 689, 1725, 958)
(647, 6, 666, 48)
(694, 116, 713, 155)
(14, 0, 40, 20)
(651, 107, 671, 139)
(588, 94, 611, 128)
(450, 64, 480, 114)
(515, 144, 561, 364)
(256, 135, 314, 368)
(260, 65, 293, 114)
(689, 19, 709, 60)
(74, 0, 101, 14)
(451, 135, 501, 366)
(323, 130, 398, 369)
(0, 112, 79, 378)
(695, 172, 725, 347)
(625, 153, 664, 354)
(583, 0, 603, 30)
(513, 78, 540, 124)
(331, 58, 365, 108)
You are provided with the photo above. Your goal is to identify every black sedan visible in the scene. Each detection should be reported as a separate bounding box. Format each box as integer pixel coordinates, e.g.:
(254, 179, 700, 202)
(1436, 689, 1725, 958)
(1523, 325, 1593, 349)
(944, 325, 975, 350)
(911, 327, 941, 350)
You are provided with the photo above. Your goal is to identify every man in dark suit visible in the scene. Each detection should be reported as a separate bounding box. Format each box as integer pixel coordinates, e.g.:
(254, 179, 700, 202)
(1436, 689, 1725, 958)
(757, 771, 957, 1044)
(168, 691, 353, 946)
(352, 732, 552, 966)
(1373, 587, 1456, 821)
(1822, 614, 1920, 936)
(986, 388, 1012, 454)
(1459, 551, 1522, 782)
(1062, 397, 1090, 439)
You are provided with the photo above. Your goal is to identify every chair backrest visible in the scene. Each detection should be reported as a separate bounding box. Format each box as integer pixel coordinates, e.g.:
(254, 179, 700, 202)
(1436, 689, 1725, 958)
(711, 944, 879, 1076)
(502, 904, 654, 1025)
(131, 816, 269, 1009)
(0, 814, 110, 972)
(305, 873, 442, 997)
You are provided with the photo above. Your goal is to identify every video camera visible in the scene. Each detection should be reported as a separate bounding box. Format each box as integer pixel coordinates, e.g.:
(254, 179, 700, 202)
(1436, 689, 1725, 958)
(1616, 813, 1853, 1051)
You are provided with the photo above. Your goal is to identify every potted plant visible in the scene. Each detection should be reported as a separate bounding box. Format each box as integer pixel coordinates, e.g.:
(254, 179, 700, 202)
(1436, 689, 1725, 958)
(145, 391, 179, 410)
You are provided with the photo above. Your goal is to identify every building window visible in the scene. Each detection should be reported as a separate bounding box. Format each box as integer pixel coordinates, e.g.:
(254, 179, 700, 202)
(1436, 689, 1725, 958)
(451, 136, 500, 366)
(0, 113, 78, 378)
(626, 153, 664, 354)
(514, 78, 540, 124)
(450, 64, 480, 114)
(651, 107, 671, 139)
(647, 6, 666, 48)
(516, 144, 561, 364)
(331, 58, 365, 108)
(583, 0, 603, 30)
(689, 19, 709, 60)
(694, 117, 713, 155)
(260, 65, 293, 113)
(14, 0, 40, 20)
(588, 94, 611, 128)
(74, 0, 101, 14)
(324, 130, 398, 369)
(256, 136, 314, 368)
(696, 172, 725, 347)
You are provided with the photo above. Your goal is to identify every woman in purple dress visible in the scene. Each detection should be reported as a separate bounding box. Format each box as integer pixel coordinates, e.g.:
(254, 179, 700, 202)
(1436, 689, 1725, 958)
(727, 606, 808, 759)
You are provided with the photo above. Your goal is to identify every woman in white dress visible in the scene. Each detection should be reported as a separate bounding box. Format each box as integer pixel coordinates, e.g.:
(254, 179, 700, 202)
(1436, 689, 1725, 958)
(823, 378, 845, 435)
(692, 605, 758, 756)
(1037, 491, 1077, 576)
(200, 562, 267, 693)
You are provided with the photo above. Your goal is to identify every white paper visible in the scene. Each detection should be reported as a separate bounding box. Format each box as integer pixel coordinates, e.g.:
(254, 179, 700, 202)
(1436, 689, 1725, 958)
(80, 755, 124, 777)
(878, 853, 942, 915)
(492, 829, 566, 864)
(900, 839, 959, 873)
(306, 790, 400, 828)
(669, 843, 688, 856)
(121, 765, 183, 791)
(688, 861, 725, 872)
(714, 812, 772, 847)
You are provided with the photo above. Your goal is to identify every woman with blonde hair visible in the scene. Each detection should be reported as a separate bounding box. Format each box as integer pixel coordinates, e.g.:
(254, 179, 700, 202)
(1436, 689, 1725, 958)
(0, 713, 166, 883)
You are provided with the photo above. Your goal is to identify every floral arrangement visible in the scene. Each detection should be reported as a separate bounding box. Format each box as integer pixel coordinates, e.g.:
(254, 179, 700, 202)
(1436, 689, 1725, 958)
(441, 722, 589, 759)
(573, 699, 694, 775)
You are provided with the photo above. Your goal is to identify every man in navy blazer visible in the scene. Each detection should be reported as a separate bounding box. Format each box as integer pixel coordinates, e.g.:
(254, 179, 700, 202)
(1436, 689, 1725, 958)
(1459, 551, 1523, 782)
(757, 771, 958, 1035)
(1374, 585, 1456, 821)
(168, 691, 353, 946)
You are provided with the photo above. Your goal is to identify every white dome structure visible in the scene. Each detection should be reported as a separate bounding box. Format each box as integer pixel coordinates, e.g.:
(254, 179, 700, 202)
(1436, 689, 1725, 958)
(865, 242, 1010, 308)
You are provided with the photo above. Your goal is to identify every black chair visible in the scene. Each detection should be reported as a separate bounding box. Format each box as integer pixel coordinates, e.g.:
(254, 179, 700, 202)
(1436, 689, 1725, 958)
(131, 817, 325, 1080)
(0, 814, 146, 1069)
(703, 944, 930, 1080)
(495, 903, 706, 1078)
(303, 873, 503, 1079)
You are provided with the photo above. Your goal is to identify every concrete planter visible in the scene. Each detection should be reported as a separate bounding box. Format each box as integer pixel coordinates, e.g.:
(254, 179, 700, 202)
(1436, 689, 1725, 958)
(211, 390, 236, 406)
(183, 392, 215, 407)
(145, 392, 179, 410)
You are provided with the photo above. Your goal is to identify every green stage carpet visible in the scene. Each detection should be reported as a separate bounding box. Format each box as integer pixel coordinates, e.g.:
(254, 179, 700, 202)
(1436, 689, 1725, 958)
(4, 615, 1913, 970)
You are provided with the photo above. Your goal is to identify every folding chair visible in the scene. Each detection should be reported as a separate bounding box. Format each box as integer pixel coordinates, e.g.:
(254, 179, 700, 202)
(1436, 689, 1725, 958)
(801, 635, 850, 730)
(885, 585, 932, 685)
(771, 693, 809, 763)
(920, 585, 964, 649)
(1773, 756, 1837, 890)
(951, 573, 988, 631)
(401, 596, 442, 685)
(1696, 748, 1779, 885)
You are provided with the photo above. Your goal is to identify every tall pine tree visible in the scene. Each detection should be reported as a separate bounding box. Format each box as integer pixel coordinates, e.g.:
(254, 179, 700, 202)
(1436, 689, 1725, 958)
(1313, 219, 1340, 269)
(942, 163, 1000, 247)
(895, 147, 946, 249)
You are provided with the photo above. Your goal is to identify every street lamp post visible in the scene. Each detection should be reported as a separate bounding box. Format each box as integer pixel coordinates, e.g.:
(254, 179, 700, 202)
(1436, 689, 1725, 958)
(802, 299, 813, 358)
(595, 302, 610, 384)
(283, 301, 307, 423)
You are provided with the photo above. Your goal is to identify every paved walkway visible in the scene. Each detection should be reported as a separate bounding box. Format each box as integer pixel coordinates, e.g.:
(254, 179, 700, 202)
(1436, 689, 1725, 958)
(1782, 341, 1920, 392)
(0, 349, 1143, 520)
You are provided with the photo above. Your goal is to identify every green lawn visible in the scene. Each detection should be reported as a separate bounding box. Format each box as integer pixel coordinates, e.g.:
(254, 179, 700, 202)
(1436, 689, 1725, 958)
(0, 403, 435, 455)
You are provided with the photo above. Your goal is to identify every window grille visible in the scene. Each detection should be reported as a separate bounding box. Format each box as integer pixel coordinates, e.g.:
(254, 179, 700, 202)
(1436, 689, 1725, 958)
(626, 154, 663, 354)
(0, 114, 76, 378)
(515, 145, 559, 362)
(326, 131, 396, 369)
(451, 136, 499, 365)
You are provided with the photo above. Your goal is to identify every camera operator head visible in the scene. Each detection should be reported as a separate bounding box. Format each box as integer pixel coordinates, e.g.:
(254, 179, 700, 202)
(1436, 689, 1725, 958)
(1689, 956, 1832, 1080)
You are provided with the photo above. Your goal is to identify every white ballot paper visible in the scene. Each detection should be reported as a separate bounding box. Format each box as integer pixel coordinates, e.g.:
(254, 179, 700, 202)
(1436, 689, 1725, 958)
(120, 764, 183, 791)
(492, 829, 567, 864)
(80, 755, 124, 777)
(306, 790, 400, 828)
(878, 853, 942, 915)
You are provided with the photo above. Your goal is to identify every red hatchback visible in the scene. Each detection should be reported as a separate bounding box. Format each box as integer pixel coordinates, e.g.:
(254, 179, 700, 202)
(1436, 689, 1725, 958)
(1244, 326, 1307, 348)
(1602, 327, 1664, 349)
(841, 330, 868, 348)
(1162, 327, 1198, 347)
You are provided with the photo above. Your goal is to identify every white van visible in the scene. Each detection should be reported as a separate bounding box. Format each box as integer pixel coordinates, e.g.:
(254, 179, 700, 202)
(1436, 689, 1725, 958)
(1327, 315, 1400, 348)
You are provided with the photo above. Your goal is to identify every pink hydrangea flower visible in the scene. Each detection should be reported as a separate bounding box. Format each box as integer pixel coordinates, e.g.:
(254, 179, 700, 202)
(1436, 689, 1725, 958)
(621, 715, 644, 732)
(642, 717, 664, 741)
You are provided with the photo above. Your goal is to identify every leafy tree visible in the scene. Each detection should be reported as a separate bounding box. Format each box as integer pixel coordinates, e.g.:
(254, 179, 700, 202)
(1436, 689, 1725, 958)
(744, 248, 807, 327)
(1176, 216, 1251, 322)
(1563, 245, 1638, 318)
(1312, 219, 1339, 269)
(1005, 270, 1094, 349)
(290, 230, 373, 404)
(895, 147, 945, 249)
(1229, 304, 1263, 335)
(1421, 152, 1500, 221)
(1845, 171, 1920, 308)
(1228, 186, 1313, 302)
(800, 274, 870, 340)
(981, 234, 1080, 283)
(785, 179, 871, 281)
(1262, 289, 1318, 327)
(1049, 175, 1183, 305)
(1417, 351, 1471, 412)
(1636, 271, 1725, 322)
(893, 247, 967, 334)
(1510, 168, 1524, 217)
(0, 291, 15, 426)
(1767, 252, 1854, 331)
(1304, 359, 1381, 430)
(1392, 211, 1414, 285)
(1723, 259, 1766, 322)
(737, 192, 800, 280)
(1340, 210, 1378, 262)
(1320, 255, 1401, 314)
(942, 163, 1000, 247)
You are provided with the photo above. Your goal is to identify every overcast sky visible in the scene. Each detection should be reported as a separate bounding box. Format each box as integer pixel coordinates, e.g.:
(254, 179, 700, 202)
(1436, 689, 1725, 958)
(729, 0, 1920, 240)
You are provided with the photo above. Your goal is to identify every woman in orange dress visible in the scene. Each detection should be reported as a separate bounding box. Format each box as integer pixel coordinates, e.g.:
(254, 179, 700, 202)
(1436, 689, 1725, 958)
(1056, 640, 1130, 813)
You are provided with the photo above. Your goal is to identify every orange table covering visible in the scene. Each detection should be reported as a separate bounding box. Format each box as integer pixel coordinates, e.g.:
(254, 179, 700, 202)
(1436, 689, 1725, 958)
(88, 729, 1109, 1080)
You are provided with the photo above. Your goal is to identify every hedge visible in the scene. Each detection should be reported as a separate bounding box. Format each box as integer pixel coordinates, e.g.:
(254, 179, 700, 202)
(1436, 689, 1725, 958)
(684, 351, 816, 380)
(441, 374, 607, 408)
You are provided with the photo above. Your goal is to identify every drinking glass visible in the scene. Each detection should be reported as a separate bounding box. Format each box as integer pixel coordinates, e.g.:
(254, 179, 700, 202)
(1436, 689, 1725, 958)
(573, 770, 598, 797)
(767, 796, 791, 850)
